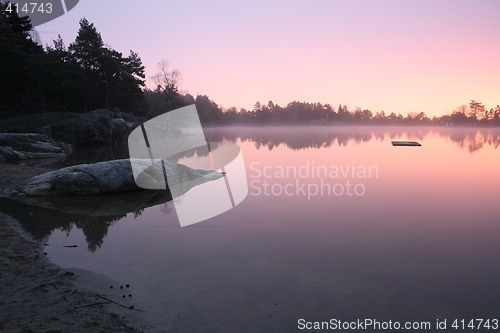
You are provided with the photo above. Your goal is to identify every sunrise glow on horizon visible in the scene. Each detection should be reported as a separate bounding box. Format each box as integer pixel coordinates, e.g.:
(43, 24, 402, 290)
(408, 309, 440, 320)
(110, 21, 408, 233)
(38, 0, 500, 117)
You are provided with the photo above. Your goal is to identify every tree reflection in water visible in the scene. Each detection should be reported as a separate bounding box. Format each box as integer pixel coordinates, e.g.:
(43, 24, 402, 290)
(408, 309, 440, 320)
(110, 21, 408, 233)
(0, 190, 173, 252)
(204, 126, 500, 153)
(2, 127, 499, 251)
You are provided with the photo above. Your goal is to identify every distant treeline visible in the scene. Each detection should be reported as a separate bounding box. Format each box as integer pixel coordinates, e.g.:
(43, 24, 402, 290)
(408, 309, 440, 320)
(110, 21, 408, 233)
(1, 4, 500, 126)
(189, 99, 500, 126)
(157, 93, 500, 126)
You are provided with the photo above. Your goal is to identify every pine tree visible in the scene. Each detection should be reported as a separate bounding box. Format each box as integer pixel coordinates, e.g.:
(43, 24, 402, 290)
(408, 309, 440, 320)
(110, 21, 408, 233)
(0, 2, 45, 113)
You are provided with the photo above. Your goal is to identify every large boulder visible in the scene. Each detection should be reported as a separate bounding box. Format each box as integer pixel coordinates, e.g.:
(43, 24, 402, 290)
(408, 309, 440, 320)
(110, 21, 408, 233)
(0, 133, 70, 162)
(43, 114, 113, 144)
(16, 158, 224, 196)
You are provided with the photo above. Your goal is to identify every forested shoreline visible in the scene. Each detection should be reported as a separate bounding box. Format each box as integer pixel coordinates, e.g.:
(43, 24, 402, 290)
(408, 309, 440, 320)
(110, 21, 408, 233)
(1, 3, 499, 127)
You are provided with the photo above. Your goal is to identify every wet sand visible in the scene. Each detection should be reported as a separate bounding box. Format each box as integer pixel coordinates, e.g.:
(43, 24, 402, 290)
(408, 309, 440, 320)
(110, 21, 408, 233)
(0, 163, 153, 332)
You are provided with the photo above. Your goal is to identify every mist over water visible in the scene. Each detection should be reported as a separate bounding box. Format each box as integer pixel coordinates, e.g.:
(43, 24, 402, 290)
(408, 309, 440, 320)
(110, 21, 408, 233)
(8, 127, 499, 332)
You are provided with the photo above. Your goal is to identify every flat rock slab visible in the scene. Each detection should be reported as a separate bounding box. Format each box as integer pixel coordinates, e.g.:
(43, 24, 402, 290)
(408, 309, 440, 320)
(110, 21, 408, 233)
(0, 133, 70, 161)
(391, 141, 421, 146)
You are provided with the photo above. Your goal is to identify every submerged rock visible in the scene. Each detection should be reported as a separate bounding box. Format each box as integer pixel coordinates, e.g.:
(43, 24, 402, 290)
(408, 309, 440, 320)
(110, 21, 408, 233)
(16, 158, 223, 196)
(0, 133, 70, 162)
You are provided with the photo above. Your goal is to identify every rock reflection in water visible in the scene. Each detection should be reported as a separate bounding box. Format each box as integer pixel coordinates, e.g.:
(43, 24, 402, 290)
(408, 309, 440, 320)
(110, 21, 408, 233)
(0, 190, 173, 252)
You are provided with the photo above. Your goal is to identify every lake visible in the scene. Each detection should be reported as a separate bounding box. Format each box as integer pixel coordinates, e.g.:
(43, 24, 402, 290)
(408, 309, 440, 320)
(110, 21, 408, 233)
(13, 127, 500, 332)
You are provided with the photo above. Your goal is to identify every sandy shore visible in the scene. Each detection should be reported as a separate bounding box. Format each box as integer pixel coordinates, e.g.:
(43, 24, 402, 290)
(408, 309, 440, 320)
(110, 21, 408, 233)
(0, 163, 153, 333)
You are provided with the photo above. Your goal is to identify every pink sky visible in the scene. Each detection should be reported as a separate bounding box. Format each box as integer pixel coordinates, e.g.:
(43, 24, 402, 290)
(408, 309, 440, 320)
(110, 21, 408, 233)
(38, 0, 500, 116)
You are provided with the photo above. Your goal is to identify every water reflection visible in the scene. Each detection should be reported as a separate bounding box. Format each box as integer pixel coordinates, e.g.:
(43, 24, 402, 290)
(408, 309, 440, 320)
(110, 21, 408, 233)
(205, 126, 500, 153)
(20, 127, 500, 170)
(0, 190, 173, 252)
(447, 130, 500, 153)
(2, 126, 499, 332)
(3, 127, 499, 253)
(54, 140, 226, 168)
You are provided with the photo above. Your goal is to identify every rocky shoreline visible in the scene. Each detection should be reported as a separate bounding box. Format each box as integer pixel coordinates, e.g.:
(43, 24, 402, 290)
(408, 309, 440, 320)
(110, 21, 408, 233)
(0, 127, 224, 333)
(0, 109, 224, 332)
(0, 162, 155, 332)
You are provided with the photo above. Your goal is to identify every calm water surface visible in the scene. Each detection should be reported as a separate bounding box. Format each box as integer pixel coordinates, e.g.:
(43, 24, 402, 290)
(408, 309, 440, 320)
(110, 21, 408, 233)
(24, 127, 500, 332)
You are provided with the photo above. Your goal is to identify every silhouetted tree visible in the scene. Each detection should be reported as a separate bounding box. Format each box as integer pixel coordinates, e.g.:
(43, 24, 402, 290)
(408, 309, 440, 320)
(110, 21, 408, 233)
(67, 18, 146, 114)
(151, 60, 181, 111)
(337, 104, 351, 122)
(469, 100, 485, 121)
(494, 106, 500, 125)
(223, 106, 239, 123)
(0, 2, 45, 113)
(113, 50, 146, 115)
(450, 110, 468, 124)
(195, 95, 223, 124)
(69, 18, 105, 110)
(44, 35, 83, 111)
